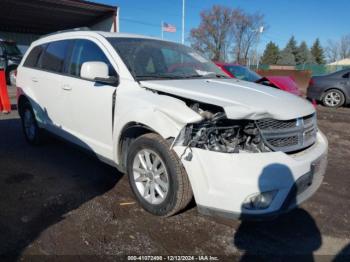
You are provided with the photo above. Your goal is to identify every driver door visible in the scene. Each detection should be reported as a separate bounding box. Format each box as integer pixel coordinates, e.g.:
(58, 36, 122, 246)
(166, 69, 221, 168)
(60, 39, 118, 159)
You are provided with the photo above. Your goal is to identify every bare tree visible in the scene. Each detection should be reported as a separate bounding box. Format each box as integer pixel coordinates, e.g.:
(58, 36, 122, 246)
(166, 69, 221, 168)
(189, 6, 265, 63)
(189, 5, 234, 61)
(326, 35, 350, 63)
(232, 10, 265, 64)
(339, 34, 350, 59)
(325, 40, 339, 63)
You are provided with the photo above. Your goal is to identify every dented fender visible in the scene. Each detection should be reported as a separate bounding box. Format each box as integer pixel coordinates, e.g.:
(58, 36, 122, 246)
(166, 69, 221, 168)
(112, 85, 203, 164)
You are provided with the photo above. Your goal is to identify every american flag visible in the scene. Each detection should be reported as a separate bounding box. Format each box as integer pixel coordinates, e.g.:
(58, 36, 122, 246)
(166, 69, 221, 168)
(162, 22, 176, 33)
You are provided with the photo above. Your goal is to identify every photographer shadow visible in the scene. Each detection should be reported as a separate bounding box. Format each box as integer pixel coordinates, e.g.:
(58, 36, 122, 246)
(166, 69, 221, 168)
(234, 164, 322, 261)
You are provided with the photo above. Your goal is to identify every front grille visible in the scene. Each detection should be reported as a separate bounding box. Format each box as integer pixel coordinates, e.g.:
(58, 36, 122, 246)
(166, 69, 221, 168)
(256, 114, 317, 153)
(256, 118, 296, 130)
(267, 136, 299, 148)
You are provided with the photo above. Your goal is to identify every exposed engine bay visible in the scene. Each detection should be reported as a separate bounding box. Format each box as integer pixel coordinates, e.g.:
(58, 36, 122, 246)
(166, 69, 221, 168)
(175, 102, 270, 153)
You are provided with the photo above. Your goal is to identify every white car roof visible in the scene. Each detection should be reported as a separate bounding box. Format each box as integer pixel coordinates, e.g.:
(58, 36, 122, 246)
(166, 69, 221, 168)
(32, 30, 164, 46)
(98, 31, 159, 40)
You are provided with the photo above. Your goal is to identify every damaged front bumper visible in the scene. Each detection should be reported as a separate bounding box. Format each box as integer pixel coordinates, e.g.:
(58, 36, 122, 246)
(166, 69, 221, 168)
(173, 131, 328, 220)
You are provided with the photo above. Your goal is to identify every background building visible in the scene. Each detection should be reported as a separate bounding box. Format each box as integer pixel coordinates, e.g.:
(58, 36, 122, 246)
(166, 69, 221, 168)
(0, 0, 119, 52)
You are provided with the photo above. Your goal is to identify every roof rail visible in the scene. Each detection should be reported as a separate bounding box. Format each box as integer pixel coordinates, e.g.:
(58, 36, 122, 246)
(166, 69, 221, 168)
(40, 27, 91, 38)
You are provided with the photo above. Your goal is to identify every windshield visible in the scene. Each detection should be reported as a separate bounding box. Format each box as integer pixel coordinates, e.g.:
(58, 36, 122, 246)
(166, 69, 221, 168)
(2, 42, 21, 56)
(224, 65, 261, 82)
(108, 38, 228, 80)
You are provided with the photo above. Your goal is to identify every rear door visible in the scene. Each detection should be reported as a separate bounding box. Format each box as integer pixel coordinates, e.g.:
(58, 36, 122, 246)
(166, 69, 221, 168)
(60, 39, 117, 159)
(30, 40, 70, 132)
(18, 44, 46, 124)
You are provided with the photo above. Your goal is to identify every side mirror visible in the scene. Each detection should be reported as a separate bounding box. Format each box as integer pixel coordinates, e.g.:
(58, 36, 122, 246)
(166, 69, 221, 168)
(80, 61, 119, 86)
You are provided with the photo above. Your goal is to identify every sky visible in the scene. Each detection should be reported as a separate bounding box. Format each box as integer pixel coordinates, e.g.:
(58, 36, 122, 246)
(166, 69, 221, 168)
(93, 0, 350, 52)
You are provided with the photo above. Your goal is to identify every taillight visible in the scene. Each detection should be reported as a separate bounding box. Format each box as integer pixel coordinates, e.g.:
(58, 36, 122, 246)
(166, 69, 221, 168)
(309, 78, 314, 86)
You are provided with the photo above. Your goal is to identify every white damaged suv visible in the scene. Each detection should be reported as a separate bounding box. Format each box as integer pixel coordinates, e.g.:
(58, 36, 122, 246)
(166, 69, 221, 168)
(16, 31, 328, 219)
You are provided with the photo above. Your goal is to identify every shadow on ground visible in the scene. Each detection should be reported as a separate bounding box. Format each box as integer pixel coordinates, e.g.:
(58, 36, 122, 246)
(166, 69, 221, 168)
(234, 209, 321, 261)
(234, 163, 322, 261)
(334, 244, 350, 262)
(0, 117, 122, 259)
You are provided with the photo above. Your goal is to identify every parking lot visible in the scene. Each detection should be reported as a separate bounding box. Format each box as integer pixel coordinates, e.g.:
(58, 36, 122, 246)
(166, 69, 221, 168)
(0, 87, 349, 260)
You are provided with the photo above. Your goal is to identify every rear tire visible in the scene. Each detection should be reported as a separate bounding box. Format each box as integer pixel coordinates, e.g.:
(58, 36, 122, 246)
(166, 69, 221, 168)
(20, 101, 43, 145)
(322, 89, 345, 108)
(127, 133, 193, 216)
(7, 69, 16, 86)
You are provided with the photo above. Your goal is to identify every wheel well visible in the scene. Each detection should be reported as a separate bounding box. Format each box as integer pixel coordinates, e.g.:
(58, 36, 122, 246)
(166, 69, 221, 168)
(5, 65, 17, 74)
(17, 95, 30, 117)
(118, 123, 156, 171)
(322, 88, 346, 103)
(5, 65, 17, 80)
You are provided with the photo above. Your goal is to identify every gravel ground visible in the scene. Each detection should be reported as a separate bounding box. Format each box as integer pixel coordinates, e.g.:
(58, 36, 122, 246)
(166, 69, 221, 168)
(0, 87, 349, 261)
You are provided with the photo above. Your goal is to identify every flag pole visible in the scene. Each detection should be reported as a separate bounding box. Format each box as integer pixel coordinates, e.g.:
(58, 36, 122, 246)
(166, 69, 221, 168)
(161, 21, 164, 40)
(182, 0, 185, 44)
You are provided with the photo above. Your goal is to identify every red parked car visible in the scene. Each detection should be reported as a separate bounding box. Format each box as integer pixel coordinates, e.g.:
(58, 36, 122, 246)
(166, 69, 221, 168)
(215, 62, 301, 96)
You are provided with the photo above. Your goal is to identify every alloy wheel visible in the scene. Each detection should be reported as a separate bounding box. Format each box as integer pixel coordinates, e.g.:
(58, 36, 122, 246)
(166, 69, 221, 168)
(324, 91, 342, 107)
(132, 149, 169, 205)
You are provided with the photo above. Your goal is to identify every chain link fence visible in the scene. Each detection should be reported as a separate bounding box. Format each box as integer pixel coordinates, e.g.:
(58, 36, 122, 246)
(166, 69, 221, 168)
(249, 64, 350, 76)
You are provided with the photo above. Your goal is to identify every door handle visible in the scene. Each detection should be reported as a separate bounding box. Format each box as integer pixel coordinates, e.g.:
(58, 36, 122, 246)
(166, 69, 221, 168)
(62, 84, 72, 91)
(31, 77, 38, 83)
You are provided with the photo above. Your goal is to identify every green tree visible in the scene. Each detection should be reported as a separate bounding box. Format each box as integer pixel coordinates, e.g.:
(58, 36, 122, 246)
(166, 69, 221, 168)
(277, 36, 297, 65)
(277, 47, 296, 65)
(260, 41, 280, 64)
(296, 41, 314, 65)
(285, 36, 298, 57)
(311, 38, 325, 64)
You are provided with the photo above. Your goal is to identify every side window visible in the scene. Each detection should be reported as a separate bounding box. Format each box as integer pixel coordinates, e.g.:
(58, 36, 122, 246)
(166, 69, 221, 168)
(23, 45, 45, 68)
(38, 40, 69, 72)
(225, 66, 246, 80)
(67, 39, 116, 77)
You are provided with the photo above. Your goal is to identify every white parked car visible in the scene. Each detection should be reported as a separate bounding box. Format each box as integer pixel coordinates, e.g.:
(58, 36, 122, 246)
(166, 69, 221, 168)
(16, 31, 328, 219)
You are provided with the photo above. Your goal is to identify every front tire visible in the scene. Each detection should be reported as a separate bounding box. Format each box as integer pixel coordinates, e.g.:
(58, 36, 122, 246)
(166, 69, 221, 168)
(322, 89, 345, 108)
(20, 101, 43, 145)
(127, 133, 193, 216)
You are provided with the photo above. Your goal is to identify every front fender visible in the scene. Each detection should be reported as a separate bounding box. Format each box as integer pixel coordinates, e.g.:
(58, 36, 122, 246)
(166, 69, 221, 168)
(113, 86, 203, 164)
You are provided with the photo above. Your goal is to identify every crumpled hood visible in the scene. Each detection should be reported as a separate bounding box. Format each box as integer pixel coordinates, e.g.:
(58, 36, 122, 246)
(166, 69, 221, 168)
(140, 78, 315, 120)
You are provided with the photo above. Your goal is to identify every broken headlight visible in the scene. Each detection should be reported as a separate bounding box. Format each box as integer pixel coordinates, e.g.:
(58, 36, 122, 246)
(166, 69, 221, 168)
(175, 111, 270, 153)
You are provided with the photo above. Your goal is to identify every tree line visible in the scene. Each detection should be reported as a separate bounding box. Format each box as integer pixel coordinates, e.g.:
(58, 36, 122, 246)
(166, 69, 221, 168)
(325, 34, 350, 63)
(260, 37, 325, 65)
(189, 5, 349, 66)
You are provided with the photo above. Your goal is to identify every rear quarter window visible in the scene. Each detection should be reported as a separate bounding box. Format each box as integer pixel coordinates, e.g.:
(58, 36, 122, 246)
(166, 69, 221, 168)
(23, 45, 45, 68)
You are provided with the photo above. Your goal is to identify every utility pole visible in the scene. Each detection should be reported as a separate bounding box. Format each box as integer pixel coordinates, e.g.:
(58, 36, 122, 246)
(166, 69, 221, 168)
(182, 0, 185, 44)
(256, 26, 264, 69)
